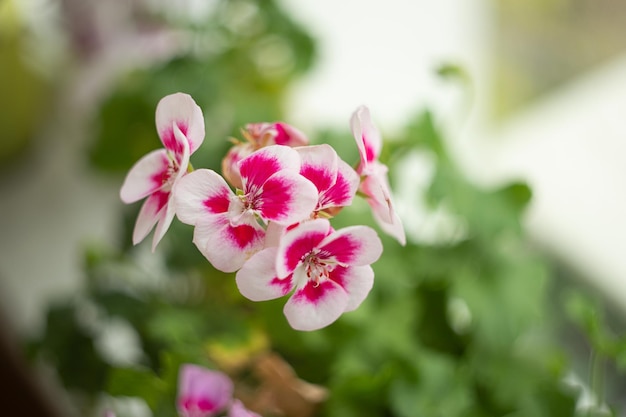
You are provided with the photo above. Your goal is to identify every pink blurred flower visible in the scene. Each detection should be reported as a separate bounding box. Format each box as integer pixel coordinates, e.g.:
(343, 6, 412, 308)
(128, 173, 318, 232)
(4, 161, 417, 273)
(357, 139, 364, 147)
(350, 105, 405, 245)
(236, 218, 382, 331)
(177, 365, 233, 417)
(223, 122, 308, 189)
(120, 92, 205, 250)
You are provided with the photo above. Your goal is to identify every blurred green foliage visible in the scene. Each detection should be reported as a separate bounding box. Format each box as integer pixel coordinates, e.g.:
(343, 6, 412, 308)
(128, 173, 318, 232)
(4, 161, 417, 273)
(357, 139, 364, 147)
(24, 1, 626, 416)
(0, 1, 51, 166)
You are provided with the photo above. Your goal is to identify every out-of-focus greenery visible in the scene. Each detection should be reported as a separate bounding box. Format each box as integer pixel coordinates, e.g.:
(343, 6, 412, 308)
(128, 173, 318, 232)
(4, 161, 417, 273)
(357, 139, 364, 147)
(0, 0, 52, 165)
(23, 1, 626, 417)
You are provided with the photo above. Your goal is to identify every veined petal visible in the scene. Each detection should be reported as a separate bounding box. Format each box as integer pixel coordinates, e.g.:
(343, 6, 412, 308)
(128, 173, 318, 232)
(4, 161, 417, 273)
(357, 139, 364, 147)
(296, 144, 338, 197)
(174, 169, 233, 225)
(120, 149, 169, 204)
(319, 159, 359, 209)
(350, 105, 382, 168)
(283, 279, 349, 331)
(156, 93, 205, 154)
(239, 145, 301, 192)
(193, 215, 265, 273)
(276, 219, 331, 278)
(329, 265, 374, 312)
(236, 247, 294, 301)
(132, 190, 170, 245)
(318, 225, 382, 266)
(256, 170, 318, 224)
(177, 364, 232, 417)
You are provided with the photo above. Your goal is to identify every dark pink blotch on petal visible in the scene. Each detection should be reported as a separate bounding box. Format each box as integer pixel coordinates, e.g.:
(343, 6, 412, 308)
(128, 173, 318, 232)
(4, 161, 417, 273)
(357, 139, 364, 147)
(328, 265, 349, 288)
(270, 276, 294, 296)
(293, 280, 335, 305)
(229, 224, 262, 249)
(282, 231, 327, 274)
(161, 123, 188, 156)
(364, 135, 377, 163)
(319, 234, 361, 264)
(152, 189, 171, 213)
(273, 122, 290, 145)
(256, 176, 294, 220)
(300, 165, 334, 195)
(239, 151, 283, 190)
(203, 192, 230, 214)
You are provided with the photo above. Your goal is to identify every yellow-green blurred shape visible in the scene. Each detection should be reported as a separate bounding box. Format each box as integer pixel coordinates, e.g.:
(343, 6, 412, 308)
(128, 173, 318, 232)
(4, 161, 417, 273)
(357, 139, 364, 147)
(0, 0, 51, 164)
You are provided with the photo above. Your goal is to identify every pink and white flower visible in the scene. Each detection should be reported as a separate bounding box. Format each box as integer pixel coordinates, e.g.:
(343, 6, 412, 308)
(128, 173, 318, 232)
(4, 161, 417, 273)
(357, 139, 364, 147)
(236, 218, 382, 331)
(174, 145, 318, 272)
(351, 105, 406, 245)
(295, 144, 359, 214)
(223, 122, 308, 189)
(120, 92, 205, 250)
(177, 364, 233, 417)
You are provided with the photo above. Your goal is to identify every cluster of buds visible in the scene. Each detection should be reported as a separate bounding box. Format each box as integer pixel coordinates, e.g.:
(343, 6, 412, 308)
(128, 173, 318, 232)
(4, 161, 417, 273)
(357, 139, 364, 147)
(120, 93, 405, 331)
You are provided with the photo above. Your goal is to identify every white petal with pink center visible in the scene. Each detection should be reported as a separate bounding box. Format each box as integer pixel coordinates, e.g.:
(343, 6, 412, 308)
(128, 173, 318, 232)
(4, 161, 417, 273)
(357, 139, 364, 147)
(193, 215, 265, 273)
(236, 247, 294, 301)
(120, 93, 203, 250)
(120, 149, 169, 204)
(157, 93, 205, 154)
(350, 105, 406, 246)
(236, 219, 382, 331)
(350, 105, 382, 171)
(296, 144, 359, 213)
(232, 145, 318, 225)
(174, 169, 232, 225)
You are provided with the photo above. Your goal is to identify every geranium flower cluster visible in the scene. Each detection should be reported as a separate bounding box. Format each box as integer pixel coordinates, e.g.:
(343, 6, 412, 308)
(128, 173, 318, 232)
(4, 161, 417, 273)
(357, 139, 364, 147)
(120, 93, 405, 331)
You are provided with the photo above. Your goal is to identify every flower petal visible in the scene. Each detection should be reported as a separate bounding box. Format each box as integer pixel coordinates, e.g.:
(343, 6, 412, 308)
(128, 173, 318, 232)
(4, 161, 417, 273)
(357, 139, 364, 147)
(239, 145, 301, 192)
(222, 143, 254, 190)
(120, 149, 169, 204)
(276, 219, 331, 278)
(283, 279, 349, 331)
(273, 122, 309, 147)
(174, 169, 233, 225)
(151, 193, 177, 251)
(296, 144, 338, 197)
(156, 93, 205, 154)
(132, 190, 170, 245)
(329, 265, 374, 312)
(236, 247, 294, 301)
(360, 166, 406, 245)
(193, 215, 265, 273)
(319, 159, 359, 209)
(256, 170, 318, 224)
(177, 364, 233, 417)
(318, 225, 382, 266)
(350, 105, 382, 169)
